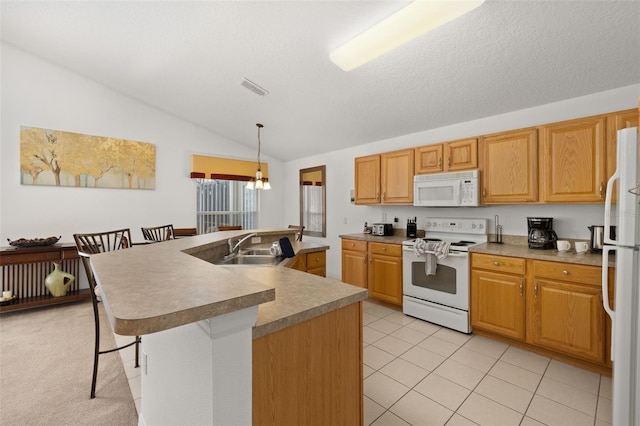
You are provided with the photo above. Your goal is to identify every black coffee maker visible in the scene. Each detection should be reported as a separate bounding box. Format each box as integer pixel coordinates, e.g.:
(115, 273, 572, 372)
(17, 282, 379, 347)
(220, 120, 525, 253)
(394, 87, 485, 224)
(527, 217, 558, 249)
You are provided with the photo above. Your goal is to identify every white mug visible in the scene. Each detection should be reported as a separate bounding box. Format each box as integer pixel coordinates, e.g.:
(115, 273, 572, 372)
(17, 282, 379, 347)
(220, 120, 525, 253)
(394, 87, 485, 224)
(2, 290, 13, 299)
(556, 240, 570, 252)
(575, 241, 589, 254)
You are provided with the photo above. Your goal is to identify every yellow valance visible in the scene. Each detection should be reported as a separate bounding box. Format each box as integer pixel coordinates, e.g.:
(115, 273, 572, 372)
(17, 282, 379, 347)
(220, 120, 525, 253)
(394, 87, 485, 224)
(190, 155, 268, 181)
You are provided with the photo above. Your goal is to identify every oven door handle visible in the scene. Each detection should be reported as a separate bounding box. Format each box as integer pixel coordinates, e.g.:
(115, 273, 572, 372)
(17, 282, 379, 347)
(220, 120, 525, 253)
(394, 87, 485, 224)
(402, 248, 468, 258)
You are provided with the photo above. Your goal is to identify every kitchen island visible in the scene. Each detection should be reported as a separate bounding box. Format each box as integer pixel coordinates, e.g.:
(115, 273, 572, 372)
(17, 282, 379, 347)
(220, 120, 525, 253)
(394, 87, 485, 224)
(88, 229, 367, 426)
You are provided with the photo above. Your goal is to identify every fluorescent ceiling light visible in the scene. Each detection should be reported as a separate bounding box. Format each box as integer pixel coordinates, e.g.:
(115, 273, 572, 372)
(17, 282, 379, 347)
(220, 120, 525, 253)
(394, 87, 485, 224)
(329, 0, 485, 71)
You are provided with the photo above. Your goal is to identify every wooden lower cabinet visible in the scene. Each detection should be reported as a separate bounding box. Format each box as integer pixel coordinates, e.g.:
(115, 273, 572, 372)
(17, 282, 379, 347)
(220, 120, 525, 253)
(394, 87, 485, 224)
(341, 239, 402, 305)
(253, 302, 363, 426)
(471, 254, 609, 370)
(368, 242, 402, 306)
(341, 239, 368, 288)
(471, 254, 526, 340)
(288, 250, 327, 277)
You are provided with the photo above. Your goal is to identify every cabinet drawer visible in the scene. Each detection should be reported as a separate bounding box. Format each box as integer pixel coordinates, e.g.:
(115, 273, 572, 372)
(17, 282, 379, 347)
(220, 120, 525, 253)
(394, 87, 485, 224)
(472, 253, 526, 275)
(342, 239, 367, 252)
(368, 242, 402, 257)
(306, 251, 326, 269)
(533, 261, 601, 286)
(0, 251, 62, 265)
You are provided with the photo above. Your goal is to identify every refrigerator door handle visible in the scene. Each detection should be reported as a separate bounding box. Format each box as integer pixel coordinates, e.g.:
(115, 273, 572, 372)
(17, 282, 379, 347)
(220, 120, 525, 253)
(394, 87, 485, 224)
(604, 170, 618, 245)
(602, 245, 616, 361)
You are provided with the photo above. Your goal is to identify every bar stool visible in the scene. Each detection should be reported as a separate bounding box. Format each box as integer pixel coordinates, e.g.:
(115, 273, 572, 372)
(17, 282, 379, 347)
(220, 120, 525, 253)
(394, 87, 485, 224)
(73, 228, 141, 399)
(141, 224, 175, 242)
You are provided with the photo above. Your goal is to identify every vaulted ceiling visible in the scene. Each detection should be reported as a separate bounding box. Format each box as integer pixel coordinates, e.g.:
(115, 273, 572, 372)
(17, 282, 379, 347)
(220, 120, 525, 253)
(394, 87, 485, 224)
(2, 1, 639, 161)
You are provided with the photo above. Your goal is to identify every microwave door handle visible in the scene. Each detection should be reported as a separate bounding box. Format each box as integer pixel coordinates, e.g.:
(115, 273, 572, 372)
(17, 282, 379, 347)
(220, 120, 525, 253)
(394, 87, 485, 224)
(457, 180, 462, 204)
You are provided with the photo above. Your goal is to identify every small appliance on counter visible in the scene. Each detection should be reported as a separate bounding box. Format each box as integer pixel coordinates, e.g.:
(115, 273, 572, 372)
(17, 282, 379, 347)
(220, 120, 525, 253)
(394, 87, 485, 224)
(406, 217, 417, 238)
(527, 217, 558, 249)
(371, 223, 393, 236)
(588, 225, 616, 253)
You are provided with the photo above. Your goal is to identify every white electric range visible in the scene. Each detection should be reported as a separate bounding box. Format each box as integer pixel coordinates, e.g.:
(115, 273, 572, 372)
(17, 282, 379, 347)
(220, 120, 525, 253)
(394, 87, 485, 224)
(402, 218, 488, 333)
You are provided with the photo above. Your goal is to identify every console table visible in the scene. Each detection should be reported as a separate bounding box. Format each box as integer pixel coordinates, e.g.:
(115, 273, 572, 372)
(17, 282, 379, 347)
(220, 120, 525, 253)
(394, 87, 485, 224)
(0, 244, 89, 313)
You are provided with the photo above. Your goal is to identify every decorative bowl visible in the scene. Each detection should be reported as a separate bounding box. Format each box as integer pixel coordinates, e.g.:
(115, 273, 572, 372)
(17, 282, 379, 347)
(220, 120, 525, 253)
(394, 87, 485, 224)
(7, 236, 61, 248)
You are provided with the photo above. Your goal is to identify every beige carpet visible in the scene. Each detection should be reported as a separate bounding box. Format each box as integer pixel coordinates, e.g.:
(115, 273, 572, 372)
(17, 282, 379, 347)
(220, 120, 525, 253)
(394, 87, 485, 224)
(0, 299, 138, 425)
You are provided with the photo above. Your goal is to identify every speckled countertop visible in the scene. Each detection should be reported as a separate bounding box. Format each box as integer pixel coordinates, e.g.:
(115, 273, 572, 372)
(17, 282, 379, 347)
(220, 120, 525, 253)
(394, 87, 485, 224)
(89, 229, 367, 338)
(339, 232, 614, 268)
(469, 243, 615, 268)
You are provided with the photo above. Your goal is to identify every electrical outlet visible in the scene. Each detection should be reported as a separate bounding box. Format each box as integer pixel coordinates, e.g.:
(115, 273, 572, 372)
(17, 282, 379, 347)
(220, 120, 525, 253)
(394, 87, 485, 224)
(382, 213, 387, 222)
(343, 217, 348, 224)
(251, 236, 261, 244)
(143, 352, 148, 375)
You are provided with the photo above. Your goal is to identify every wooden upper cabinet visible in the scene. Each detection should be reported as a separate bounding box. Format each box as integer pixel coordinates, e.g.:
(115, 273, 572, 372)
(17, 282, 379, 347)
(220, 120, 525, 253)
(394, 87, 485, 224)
(415, 144, 443, 174)
(415, 138, 477, 174)
(354, 155, 380, 204)
(540, 116, 606, 203)
(381, 149, 414, 204)
(479, 129, 538, 204)
(606, 109, 639, 204)
(446, 138, 478, 171)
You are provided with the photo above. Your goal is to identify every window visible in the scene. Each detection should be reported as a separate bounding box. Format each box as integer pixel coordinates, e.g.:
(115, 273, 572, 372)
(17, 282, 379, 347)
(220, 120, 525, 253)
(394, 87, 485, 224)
(196, 179, 258, 234)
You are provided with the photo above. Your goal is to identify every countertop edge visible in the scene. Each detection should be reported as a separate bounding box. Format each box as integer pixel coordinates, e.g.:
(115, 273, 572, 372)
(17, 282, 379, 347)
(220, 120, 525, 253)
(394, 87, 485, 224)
(252, 289, 368, 339)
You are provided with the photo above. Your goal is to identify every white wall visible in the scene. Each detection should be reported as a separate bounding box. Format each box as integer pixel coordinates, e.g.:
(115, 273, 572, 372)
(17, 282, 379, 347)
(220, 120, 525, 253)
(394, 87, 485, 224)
(284, 84, 640, 279)
(0, 44, 285, 243)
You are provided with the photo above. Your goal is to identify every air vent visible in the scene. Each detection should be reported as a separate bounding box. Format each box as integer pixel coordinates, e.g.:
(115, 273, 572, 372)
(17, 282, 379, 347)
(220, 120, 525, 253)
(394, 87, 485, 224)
(240, 78, 269, 97)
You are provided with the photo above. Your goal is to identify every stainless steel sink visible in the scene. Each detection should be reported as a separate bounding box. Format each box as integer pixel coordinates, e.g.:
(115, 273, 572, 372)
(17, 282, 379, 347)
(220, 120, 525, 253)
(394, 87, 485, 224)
(212, 254, 283, 266)
(239, 248, 272, 256)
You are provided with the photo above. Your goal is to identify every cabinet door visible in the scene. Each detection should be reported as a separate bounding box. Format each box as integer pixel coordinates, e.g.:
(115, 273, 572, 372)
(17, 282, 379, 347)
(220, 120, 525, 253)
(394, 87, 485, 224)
(415, 144, 443, 174)
(354, 155, 380, 204)
(368, 253, 402, 306)
(341, 249, 367, 288)
(470, 270, 525, 340)
(606, 109, 639, 204)
(540, 117, 606, 203)
(528, 279, 605, 363)
(445, 138, 478, 171)
(381, 149, 414, 204)
(479, 128, 538, 204)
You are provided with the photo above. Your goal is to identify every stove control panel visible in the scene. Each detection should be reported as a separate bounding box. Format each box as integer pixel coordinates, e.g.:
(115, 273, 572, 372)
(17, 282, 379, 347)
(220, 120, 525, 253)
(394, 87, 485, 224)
(424, 218, 488, 234)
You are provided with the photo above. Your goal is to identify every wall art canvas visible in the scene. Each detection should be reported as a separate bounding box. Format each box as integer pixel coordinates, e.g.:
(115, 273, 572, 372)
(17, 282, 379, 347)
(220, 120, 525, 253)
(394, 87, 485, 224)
(20, 126, 156, 190)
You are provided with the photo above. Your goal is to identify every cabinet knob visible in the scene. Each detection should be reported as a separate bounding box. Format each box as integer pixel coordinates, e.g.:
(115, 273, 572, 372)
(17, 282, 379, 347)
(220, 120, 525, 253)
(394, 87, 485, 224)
(383, 247, 387, 251)
(351, 243, 355, 247)
(600, 182, 604, 198)
(315, 257, 319, 262)
(483, 188, 487, 198)
(493, 261, 500, 266)
(562, 270, 569, 275)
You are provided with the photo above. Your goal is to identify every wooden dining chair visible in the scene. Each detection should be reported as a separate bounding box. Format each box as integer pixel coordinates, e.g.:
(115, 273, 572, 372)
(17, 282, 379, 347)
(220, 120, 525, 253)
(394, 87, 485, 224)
(173, 227, 197, 237)
(73, 228, 141, 399)
(288, 225, 305, 241)
(141, 224, 175, 242)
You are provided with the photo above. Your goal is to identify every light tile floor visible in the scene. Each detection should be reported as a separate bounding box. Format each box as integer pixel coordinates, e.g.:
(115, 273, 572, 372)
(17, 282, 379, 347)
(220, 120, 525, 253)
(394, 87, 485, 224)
(361, 300, 612, 426)
(114, 299, 613, 426)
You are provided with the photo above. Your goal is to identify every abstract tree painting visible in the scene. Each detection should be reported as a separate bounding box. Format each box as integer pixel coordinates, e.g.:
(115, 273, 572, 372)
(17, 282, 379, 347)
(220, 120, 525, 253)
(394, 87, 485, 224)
(20, 127, 156, 190)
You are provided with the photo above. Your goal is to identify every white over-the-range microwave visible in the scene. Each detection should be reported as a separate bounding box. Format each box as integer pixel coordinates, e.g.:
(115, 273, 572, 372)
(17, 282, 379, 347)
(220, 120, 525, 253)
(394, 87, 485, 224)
(413, 169, 480, 207)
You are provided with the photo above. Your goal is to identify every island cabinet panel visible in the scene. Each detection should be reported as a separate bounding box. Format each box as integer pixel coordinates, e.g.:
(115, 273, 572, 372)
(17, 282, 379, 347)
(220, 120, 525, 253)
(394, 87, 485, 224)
(253, 302, 363, 426)
(354, 155, 380, 204)
(540, 116, 607, 203)
(479, 128, 538, 204)
(306, 251, 326, 277)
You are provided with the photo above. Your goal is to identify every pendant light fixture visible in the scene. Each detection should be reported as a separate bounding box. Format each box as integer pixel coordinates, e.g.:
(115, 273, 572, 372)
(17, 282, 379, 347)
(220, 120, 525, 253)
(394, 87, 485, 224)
(246, 123, 271, 190)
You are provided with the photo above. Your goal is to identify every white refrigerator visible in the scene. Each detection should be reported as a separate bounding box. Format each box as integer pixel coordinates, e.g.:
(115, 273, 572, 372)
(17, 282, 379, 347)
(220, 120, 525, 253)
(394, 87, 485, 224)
(602, 126, 640, 426)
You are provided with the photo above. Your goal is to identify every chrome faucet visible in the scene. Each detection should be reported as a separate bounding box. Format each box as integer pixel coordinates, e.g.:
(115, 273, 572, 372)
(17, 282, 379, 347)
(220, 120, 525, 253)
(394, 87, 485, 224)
(228, 232, 258, 256)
